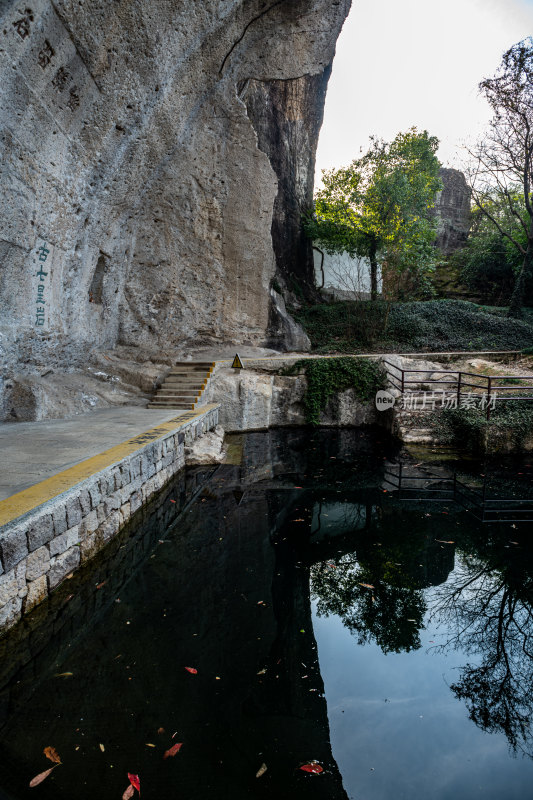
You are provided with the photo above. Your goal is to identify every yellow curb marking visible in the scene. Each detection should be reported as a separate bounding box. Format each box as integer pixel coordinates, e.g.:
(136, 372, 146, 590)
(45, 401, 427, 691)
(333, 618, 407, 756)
(0, 405, 219, 528)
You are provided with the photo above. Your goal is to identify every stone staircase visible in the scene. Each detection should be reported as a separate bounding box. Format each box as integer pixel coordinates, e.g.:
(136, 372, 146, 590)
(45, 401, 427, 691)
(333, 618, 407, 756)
(393, 387, 457, 444)
(147, 362, 215, 410)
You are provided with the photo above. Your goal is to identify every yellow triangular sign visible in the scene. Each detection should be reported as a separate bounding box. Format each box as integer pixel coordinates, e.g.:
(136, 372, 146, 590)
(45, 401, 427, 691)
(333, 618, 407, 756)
(231, 353, 244, 370)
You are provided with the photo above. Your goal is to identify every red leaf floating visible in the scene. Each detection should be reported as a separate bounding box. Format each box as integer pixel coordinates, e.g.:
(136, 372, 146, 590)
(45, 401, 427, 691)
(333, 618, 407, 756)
(300, 763, 323, 774)
(164, 742, 183, 759)
(185, 667, 198, 674)
(122, 785, 135, 800)
(128, 773, 141, 793)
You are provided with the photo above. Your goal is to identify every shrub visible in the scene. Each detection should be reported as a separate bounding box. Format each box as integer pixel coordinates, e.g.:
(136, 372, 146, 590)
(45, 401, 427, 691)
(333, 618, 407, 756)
(293, 299, 533, 353)
(435, 401, 533, 451)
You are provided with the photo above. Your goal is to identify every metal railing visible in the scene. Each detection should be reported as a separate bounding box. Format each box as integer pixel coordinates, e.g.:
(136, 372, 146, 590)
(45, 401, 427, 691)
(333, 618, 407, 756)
(383, 463, 533, 523)
(384, 360, 533, 419)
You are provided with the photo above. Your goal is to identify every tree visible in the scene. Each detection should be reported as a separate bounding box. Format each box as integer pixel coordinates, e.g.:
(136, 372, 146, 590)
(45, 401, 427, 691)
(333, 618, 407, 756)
(453, 192, 527, 303)
(467, 37, 533, 317)
(304, 128, 442, 300)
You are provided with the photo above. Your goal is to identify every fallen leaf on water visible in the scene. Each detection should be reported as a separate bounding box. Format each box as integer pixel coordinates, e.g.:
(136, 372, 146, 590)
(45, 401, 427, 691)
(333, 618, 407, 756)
(44, 746, 61, 764)
(294, 519, 305, 522)
(157, 728, 165, 735)
(55, 672, 73, 678)
(99, 743, 105, 752)
(435, 540, 455, 544)
(96, 581, 106, 590)
(257, 668, 267, 675)
(359, 583, 374, 589)
(256, 763, 267, 778)
(128, 773, 140, 793)
(164, 743, 183, 759)
(300, 763, 324, 774)
(170, 499, 176, 504)
(29, 767, 57, 788)
(184, 667, 198, 674)
(122, 785, 135, 800)
(145, 743, 156, 748)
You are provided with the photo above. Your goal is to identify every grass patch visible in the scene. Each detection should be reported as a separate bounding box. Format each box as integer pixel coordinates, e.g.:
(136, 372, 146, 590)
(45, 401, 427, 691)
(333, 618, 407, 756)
(293, 299, 533, 353)
(283, 357, 385, 425)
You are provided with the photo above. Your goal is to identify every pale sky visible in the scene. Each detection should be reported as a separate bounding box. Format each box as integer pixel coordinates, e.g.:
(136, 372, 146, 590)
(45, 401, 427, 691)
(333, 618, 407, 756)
(315, 0, 533, 186)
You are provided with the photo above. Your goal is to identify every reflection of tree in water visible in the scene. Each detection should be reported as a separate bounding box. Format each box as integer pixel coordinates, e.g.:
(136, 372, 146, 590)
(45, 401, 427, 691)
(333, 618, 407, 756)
(310, 524, 432, 654)
(310, 508, 533, 758)
(429, 531, 533, 758)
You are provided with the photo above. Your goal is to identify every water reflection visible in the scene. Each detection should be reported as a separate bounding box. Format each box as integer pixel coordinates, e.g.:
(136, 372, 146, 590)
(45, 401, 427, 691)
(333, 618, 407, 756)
(0, 429, 532, 799)
(309, 499, 533, 758)
(430, 530, 533, 757)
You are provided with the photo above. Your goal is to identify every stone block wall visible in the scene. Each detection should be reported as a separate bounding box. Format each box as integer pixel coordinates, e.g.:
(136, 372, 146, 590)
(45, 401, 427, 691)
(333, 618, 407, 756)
(0, 406, 219, 633)
(0, 463, 214, 725)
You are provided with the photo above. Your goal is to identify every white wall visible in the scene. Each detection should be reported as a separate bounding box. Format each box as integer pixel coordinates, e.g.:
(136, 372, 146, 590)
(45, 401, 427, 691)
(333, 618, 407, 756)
(313, 248, 382, 299)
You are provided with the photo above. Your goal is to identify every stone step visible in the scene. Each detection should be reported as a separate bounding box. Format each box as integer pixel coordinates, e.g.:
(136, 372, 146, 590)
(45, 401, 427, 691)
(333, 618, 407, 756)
(150, 362, 214, 410)
(147, 401, 195, 409)
(160, 384, 202, 392)
(161, 380, 205, 389)
(168, 365, 214, 373)
(155, 393, 200, 400)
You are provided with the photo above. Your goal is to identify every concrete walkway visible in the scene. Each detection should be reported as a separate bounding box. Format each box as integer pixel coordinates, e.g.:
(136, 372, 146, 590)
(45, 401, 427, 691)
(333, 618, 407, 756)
(0, 407, 187, 500)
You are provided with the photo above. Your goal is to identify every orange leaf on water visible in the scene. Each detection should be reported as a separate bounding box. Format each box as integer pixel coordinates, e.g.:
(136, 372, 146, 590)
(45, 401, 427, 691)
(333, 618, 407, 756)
(128, 773, 140, 793)
(43, 746, 61, 764)
(359, 583, 374, 589)
(122, 785, 135, 800)
(157, 727, 165, 735)
(163, 743, 183, 759)
(29, 767, 57, 787)
(184, 667, 197, 674)
(300, 763, 323, 774)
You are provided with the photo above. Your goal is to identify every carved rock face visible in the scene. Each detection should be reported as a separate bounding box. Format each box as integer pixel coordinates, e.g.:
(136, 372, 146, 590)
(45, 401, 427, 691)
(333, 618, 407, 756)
(0, 0, 351, 392)
(433, 168, 472, 255)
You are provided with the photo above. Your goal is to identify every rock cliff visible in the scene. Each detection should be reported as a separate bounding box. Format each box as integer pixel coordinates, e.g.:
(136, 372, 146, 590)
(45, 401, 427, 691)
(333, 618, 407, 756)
(433, 167, 471, 255)
(0, 0, 351, 416)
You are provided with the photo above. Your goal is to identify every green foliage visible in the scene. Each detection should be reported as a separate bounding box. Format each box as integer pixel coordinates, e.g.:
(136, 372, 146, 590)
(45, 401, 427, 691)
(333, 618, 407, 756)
(283, 357, 385, 425)
(294, 299, 533, 353)
(471, 37, 533, 317)
(435, 402, 533, 451)
(452, 198, 527, 303)
(304, 128, 442, 299)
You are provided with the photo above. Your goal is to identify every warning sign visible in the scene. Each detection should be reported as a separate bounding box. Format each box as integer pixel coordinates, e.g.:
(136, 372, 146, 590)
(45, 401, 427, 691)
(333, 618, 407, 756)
(231, 353, 244, 370)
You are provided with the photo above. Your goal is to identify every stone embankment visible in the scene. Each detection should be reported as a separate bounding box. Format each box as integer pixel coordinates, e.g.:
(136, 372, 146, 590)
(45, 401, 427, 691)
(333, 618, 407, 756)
(200, 356, 384, 431)
(0, 405, 219, 633)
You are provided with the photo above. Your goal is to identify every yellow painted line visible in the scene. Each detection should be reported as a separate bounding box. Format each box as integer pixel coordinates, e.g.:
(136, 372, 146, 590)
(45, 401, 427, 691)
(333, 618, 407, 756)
(0, 404, 219, 528)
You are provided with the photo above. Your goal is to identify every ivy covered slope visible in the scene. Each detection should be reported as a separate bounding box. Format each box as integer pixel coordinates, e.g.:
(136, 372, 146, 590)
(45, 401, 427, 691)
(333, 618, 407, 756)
(284, 357, 385, 425)
(293, 299, 533, 353)
(434, 402, 533, 452)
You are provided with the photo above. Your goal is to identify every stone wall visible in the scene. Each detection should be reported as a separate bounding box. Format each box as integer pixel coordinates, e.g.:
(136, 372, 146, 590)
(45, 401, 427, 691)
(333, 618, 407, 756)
(201, 357, 386, 431)
(0, 404, 219, 632)
(0, 0, 351, 407)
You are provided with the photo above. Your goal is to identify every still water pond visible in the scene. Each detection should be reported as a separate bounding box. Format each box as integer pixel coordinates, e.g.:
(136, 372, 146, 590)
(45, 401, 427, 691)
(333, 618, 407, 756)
(1, 428, 533, 800)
